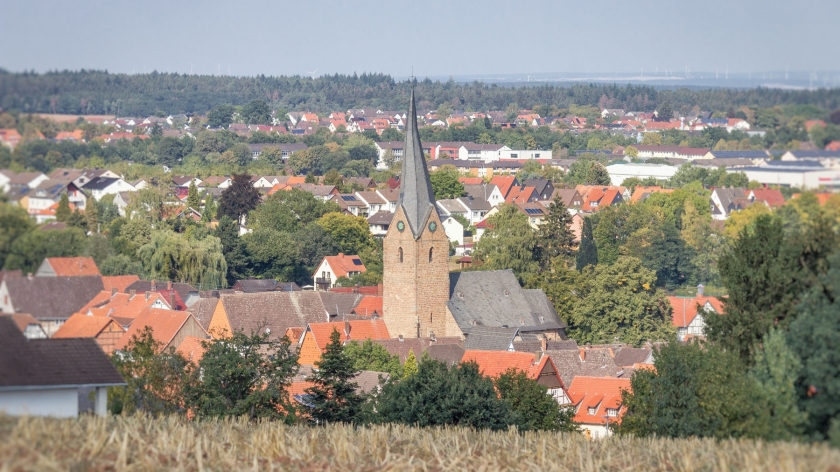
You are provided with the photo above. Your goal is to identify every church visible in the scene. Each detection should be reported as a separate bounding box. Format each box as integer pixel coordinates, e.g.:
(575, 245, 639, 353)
(382, 90, 567, 341)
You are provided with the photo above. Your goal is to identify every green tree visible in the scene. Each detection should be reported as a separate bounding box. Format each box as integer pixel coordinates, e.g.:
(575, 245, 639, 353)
(4, 227, 87, 274)
(185, 331, 299, 421)
(473, 204, 538, 282)
(402, 350, 418, 378)
(618, 342, 772, 439)
(241, 100, 271, 124)
(535, 195, 577, 269)
(749, 328, 807, 440)
(207, 104, 235, 128)
(0, 203, 35, 268)
(787, 250, 840, 440)
(373, 358, 514, 430)
(343, 339, 403, 379)
(137, 230, 227, 289)
(305, 329, 364, 424)
(55, 192, 71, 222)
(706, 214, 836, 360)
(99, 254, 145, 277)
(575, 216, 597, 270)
(109, 326, 190, 416)
(201, 193, 216, 222)
(323, 168, 343, 187)
(567, 256, 674, 346)
(315, 212, 375, 256)
(240, 228, 300, 281)
(186, 180, 200, 210)
(85, 196, 99, 232)
(217, 174, 262, 224)
(429, 166, 465, 200)
(495, 369, 578, 432)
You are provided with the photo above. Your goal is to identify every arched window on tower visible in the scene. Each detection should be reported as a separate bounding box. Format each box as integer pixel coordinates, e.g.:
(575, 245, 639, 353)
(429, 247, 433, 263)
(399, 247, 403, 263)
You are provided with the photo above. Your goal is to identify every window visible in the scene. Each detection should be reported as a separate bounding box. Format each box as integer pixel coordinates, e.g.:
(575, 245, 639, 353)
(429, 247, 433, 263)
(587, 407, 597, 415)
(606, 408, 619, 417)
(399, 247, 403, 263)
(510, 153, 519, 158)
(534, 153, 540, 158)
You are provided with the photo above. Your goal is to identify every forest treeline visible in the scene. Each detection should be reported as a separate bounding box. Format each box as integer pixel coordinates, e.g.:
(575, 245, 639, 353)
(2, 70, 840, 117)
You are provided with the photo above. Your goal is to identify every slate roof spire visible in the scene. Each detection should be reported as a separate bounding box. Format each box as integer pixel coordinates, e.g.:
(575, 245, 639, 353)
(397, 88, 436, 239)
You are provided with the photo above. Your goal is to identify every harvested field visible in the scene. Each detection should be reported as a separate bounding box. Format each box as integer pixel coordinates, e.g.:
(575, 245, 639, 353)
(1, 415, 838, 471)
(32, 113, 115, 123)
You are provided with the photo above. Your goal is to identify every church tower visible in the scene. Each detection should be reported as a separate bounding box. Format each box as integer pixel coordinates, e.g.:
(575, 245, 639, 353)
(382, 89, 451, 338)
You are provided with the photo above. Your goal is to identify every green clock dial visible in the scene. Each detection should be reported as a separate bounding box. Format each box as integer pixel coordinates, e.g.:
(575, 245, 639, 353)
(429, 221, 437, 232)
(397, 221, 405, 232)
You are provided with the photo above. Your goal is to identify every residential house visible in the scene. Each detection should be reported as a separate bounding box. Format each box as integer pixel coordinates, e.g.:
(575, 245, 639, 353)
(369, 336, 464, 364)
(580, 186, 624, 211)
(313, 253, 367, 290)
(82, 176, 135, 201)
(0, 275, 105, 336)
(506, 186, 539, 203)
(21, 178, 87, 214)
(548, 188, 584, 209)
(101, 275, 140, 293)
(332, 193, 368, 216)
(296, 319, 391, 365)
(0, 170, 48, 194)
(523, 179, 555, 200)
(377, 188, 400, 212)
(0, 317, 124, 417)
(1, 313, 47, 339)
(460, 143, 510, 162)
(112, 191, 134, 217)
(463, 326, 522, 351)
(462, 350, 570, 405)
(232, 279, 291, 293)
(634, 146, 709, 161)
(489, 175, 519, 199)
(748, 188, 786, 208)
(606, 163, 680, 186)
(124, 280, 200, 308)
(36, 257, 100, 277)
(567, 376, 632, 438)
(463, 183, 505, 207)
(629, 186, 674, 203)
(248, 143, 308, 160)
(710, 188, 749, 220)
(668, 292, 723, 341)
(367, 211, 394, 237)
(515, 202, 549, 228)
(0, 128, 23, 149)
(53, 314, 126, 354)
(78, 289, 173, 328)
(114, 309, 209, 352)
(441, 215, 465, 246)
(350, 295, 383, 317)
(206, 291, 364, 340)
(356, 191, 387, 214)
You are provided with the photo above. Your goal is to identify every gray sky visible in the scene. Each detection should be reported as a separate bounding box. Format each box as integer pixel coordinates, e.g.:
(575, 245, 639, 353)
(1, 0, 837, 78)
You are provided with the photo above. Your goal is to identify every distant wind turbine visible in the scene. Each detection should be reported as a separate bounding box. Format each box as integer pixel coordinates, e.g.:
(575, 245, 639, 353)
(306, 69, 318, 80)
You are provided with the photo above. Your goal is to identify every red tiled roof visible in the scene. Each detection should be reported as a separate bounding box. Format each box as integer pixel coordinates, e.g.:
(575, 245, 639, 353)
(115, 309, 200, 351)
(53, 313, 123, 339)
(667, 296, 724, 328)
(566, 376, 632, 425)
(506, 186, 536, 204)
(490, 176, 517, 198)
(307, 319, 391, 352)
(317, 253, 367, 279)
(44, 257, 100, 276)
(101, 275, 140, 293)
(462, 350, 544, 379)
(826, 141, 840, 152)
(351, 295, 383, 316)
(750, 189, 785, 208)
(630, 186, 673, 203)
(176, 336, 207, 363)
(329, 286, 381, 295)
(1, 313, 40, 333)
(458, 177, 484, 185)
(81, 290, 169, 318)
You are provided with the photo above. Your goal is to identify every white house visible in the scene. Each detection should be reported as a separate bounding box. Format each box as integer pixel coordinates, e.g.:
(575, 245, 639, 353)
(459, 144, 510, 162)
(0, 316, 124, 417)
(567, 376, 631, 439)
(668, 293, 723, 341)
(498, 149, 550, 160)
(82, 176, 136, 201)
(313, 253, 367, 290)
(441, 216, 464, 246)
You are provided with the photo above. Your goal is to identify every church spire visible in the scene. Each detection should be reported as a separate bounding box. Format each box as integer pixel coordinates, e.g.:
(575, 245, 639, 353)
(397, 88, 436, 239)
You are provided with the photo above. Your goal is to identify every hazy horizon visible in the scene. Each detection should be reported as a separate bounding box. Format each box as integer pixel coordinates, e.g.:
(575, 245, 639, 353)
(2, 0, 838, 81)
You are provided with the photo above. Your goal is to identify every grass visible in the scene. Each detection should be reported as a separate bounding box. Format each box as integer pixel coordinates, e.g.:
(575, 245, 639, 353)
(1, 415, 839, 471)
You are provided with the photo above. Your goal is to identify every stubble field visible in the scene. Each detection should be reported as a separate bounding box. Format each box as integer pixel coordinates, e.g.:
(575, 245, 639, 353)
(1, 415, 838, 471)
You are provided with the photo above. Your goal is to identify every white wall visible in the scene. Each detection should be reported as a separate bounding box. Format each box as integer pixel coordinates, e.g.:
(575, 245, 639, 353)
(739, 168, 840, 189)
(606, 164, 679, 186)
(0, 388, 78, 417)
(580, 423, 612, 439)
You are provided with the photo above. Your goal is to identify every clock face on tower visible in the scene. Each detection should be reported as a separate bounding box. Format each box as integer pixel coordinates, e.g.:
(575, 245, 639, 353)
(429, 221, 437, 232)
(397, 221, 405, 232)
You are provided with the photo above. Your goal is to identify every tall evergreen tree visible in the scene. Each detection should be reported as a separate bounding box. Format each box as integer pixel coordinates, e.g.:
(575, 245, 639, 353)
(536, 195, 577, 269)
(55, 192, 71, 222)
(305, 329, 364, 424)
(217, 174, 261, 224)
(749, 328, 806, 440)
(186, 180, 201, 210)
(85, 196, 98, 233)
(575, 216, 597, 270)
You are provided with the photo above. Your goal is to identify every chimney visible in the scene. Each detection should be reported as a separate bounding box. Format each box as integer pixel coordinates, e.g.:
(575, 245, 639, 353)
(151, 280, 157, 291)
(170, 293, 176, 309)
(27, 273, 33, 280)
(129, 289, 136, 298)
(697, 284, 705, 296)
(344, 320, 351, 338)
(211, 290, 219, 298)
(377, 283, 383, 296)
(338, 252, 344, 258)
(398, 334, 404, 342)
(540, 337, 547, 352)
(145, 292, 150, 301)
(579, 348, 586, 362)
(168, 281, 173, 290)
(111, 287, 117, 296)
(429, 331, 436, 342)
(533, 351, 542, 363)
